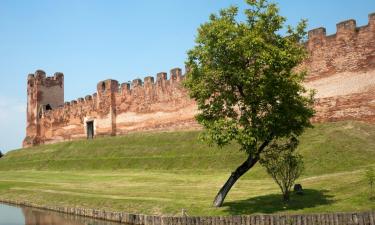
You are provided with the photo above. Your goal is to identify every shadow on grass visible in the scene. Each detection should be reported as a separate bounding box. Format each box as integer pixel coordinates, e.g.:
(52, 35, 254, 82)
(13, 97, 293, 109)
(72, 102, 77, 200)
(222, 189, 335, 214)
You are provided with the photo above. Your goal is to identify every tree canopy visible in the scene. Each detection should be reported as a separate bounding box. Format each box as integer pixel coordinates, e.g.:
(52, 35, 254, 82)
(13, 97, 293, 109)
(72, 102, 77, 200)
(184, 0, 314, 207)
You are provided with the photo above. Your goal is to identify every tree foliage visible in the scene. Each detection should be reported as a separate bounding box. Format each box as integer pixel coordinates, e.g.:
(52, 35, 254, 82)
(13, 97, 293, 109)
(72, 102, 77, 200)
(184, 0, 314, 207)
(260, 136, 304, 201)
(185, 0, 313, 154)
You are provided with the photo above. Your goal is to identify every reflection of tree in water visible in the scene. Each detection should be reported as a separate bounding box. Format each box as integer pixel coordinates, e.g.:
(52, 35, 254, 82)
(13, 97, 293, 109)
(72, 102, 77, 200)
(22, 207, 122, 225)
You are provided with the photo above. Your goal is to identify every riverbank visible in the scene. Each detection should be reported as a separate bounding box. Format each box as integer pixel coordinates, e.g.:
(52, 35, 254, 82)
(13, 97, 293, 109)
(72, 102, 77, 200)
(1, 199, 374, 225)
(0, 121, 374, 216)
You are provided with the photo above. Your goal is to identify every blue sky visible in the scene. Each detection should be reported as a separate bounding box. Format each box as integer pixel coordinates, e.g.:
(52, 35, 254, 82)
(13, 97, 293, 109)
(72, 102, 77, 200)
(0, 0, 374, 152)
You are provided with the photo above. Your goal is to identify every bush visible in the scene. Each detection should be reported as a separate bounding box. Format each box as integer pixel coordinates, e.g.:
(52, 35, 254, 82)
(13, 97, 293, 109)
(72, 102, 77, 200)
(260, 136, 304, 201)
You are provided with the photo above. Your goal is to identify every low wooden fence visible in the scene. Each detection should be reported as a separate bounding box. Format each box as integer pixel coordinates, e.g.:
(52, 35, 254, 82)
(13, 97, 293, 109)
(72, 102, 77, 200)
(1, 199, 374, 225)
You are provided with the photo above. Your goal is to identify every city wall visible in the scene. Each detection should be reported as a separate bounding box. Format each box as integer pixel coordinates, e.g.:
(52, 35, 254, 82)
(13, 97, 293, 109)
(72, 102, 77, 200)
(23, 13, 375, 147)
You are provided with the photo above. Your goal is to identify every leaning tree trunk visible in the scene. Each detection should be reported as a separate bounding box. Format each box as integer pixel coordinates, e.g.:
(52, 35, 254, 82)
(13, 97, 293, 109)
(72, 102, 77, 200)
(283, 191, 290, 202)
(212, 138, 272, 207)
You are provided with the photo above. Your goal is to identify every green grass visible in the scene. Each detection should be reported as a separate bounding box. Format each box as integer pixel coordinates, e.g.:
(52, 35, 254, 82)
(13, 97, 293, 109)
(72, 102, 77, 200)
(0, 121, 374, 215)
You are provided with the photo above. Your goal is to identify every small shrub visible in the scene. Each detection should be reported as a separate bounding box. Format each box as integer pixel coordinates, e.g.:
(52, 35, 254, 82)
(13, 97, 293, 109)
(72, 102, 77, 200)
(260, 136, 304, 202)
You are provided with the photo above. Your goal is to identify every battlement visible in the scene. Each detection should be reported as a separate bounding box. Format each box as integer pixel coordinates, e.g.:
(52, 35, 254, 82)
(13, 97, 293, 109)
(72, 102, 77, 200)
(336, 19, 356, 34)
(307, 12, 375, 42)
(304, 12, 375, 80)
(38, 67, 187, 119)
(370, 12, 375, 25)
(24, 12, 375, 148)
(307, 27, 326, 39)
(27, 70, 64, 83)
(89, 67, 186, 96)
(157, 72, 168, 81)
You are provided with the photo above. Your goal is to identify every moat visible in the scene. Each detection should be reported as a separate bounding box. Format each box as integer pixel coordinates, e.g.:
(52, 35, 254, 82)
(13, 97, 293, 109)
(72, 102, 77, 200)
(0, 203, 122, 225)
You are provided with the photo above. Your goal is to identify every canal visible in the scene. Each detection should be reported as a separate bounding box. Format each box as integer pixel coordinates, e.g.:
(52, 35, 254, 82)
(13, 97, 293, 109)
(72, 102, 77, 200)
(0, 203, 123, 225)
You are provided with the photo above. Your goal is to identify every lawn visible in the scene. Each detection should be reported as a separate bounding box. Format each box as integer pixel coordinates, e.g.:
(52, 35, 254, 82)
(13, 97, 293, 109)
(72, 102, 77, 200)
(0, 121, 374, 215)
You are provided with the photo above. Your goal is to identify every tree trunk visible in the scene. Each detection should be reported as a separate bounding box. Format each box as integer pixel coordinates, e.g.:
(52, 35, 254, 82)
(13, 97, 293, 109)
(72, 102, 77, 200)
(212, 138, 272, 207)
(212, 154, 259, 207)
(283, 191, 290, 202)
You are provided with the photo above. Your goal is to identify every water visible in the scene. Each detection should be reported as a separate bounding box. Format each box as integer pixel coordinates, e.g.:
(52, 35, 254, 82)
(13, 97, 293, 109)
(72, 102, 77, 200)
(0, 203, 122, 225)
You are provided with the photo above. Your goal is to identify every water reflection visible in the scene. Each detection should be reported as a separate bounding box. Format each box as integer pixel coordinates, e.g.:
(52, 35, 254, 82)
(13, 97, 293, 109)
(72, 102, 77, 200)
(0, 204, 123, 225)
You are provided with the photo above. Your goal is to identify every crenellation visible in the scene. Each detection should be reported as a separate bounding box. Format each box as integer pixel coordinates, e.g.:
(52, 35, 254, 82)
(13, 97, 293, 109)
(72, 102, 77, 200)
(144, 76, 154, 85)
(336, 19, 357, 35)
(98, 81, 106, 92)
(96, 79, 119, 94)
(170, 68, 182, 83)
(27, 74, 35, 80)
(85, 95, 92, 101)
(121, 82, 130, 90)
(308, 27, 326, 40)
(132, 79, 143, 88)
(369, 12, 375, 28)
(307, 27, 327, 50)
(35, 70, 46, 80)
(120, 83, 131, 95)
(53, 72, 64, 81)
(369, 12, 375, 21)
(304, 12, 375, 80)
(77, 98, 84, 103)
(157, 72, 167, 82)
(23, 12, 375, 148)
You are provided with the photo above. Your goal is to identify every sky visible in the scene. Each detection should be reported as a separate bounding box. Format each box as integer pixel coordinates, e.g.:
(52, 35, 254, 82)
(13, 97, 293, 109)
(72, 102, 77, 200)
(0, 0, 374, 152)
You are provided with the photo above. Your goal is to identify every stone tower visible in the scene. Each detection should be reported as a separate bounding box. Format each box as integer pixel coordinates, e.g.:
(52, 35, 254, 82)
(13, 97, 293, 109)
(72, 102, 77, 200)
(96, 79, 119, 136)
(23, 70, 64, 147)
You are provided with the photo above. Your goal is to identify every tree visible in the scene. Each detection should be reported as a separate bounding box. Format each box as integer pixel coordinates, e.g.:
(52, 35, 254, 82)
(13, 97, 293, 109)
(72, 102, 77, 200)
(0, 150, 3, 158)
(184, 0, 314, 207)
(260, 136, 304, 201)
(365, 168, 375, 200)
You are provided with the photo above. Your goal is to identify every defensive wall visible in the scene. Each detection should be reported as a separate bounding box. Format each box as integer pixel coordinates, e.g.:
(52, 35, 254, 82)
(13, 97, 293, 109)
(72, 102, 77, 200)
(23, 13, 375, 147)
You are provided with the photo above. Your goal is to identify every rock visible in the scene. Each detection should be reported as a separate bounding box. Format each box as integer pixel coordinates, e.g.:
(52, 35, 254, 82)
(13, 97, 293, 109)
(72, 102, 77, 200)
(294, 184, 304, 195)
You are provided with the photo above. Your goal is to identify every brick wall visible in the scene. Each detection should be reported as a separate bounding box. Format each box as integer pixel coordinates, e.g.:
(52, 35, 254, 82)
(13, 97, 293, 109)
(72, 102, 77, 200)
(23, 13, 375, 147)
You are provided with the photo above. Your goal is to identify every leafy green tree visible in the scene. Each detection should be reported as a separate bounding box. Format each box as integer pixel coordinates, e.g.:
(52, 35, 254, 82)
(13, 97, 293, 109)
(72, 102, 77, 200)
(184, 0, 314, 207)
(365, 168, 375, 200)
(0, 150, 3, 158)
(260, 136, 304, 201)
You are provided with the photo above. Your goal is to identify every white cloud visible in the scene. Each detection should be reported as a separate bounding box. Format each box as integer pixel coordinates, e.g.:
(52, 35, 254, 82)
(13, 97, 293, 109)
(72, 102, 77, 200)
(0, 95, 26, 153)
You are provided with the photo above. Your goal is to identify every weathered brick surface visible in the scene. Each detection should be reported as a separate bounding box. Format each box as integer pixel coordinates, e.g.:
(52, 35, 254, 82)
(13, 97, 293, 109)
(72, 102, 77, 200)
(23, 13, 375, 147)
(23, 69, 199, 147)
(302, 14, 375, 81)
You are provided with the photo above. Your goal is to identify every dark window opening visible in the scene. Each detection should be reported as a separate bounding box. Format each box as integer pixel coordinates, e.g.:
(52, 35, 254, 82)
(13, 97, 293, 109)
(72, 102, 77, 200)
(45, 104, 52, 110)
(87, 121, 94, 139)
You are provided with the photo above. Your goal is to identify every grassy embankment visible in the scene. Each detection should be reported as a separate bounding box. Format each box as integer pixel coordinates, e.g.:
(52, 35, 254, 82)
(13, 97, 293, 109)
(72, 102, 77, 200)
(0, 121, 374, 215)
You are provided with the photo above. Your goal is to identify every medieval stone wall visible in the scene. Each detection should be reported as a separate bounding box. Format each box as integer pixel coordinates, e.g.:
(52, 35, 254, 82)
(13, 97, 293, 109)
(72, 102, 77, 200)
(23, 13, 375, 147)
(23, 68, 199, 147)
(303, 13, 375, 123)
(24, 70, 64, 147)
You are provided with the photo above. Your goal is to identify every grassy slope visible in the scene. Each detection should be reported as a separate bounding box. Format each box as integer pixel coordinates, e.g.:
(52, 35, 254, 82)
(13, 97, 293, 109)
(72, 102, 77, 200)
(0, 121, 374, 215)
